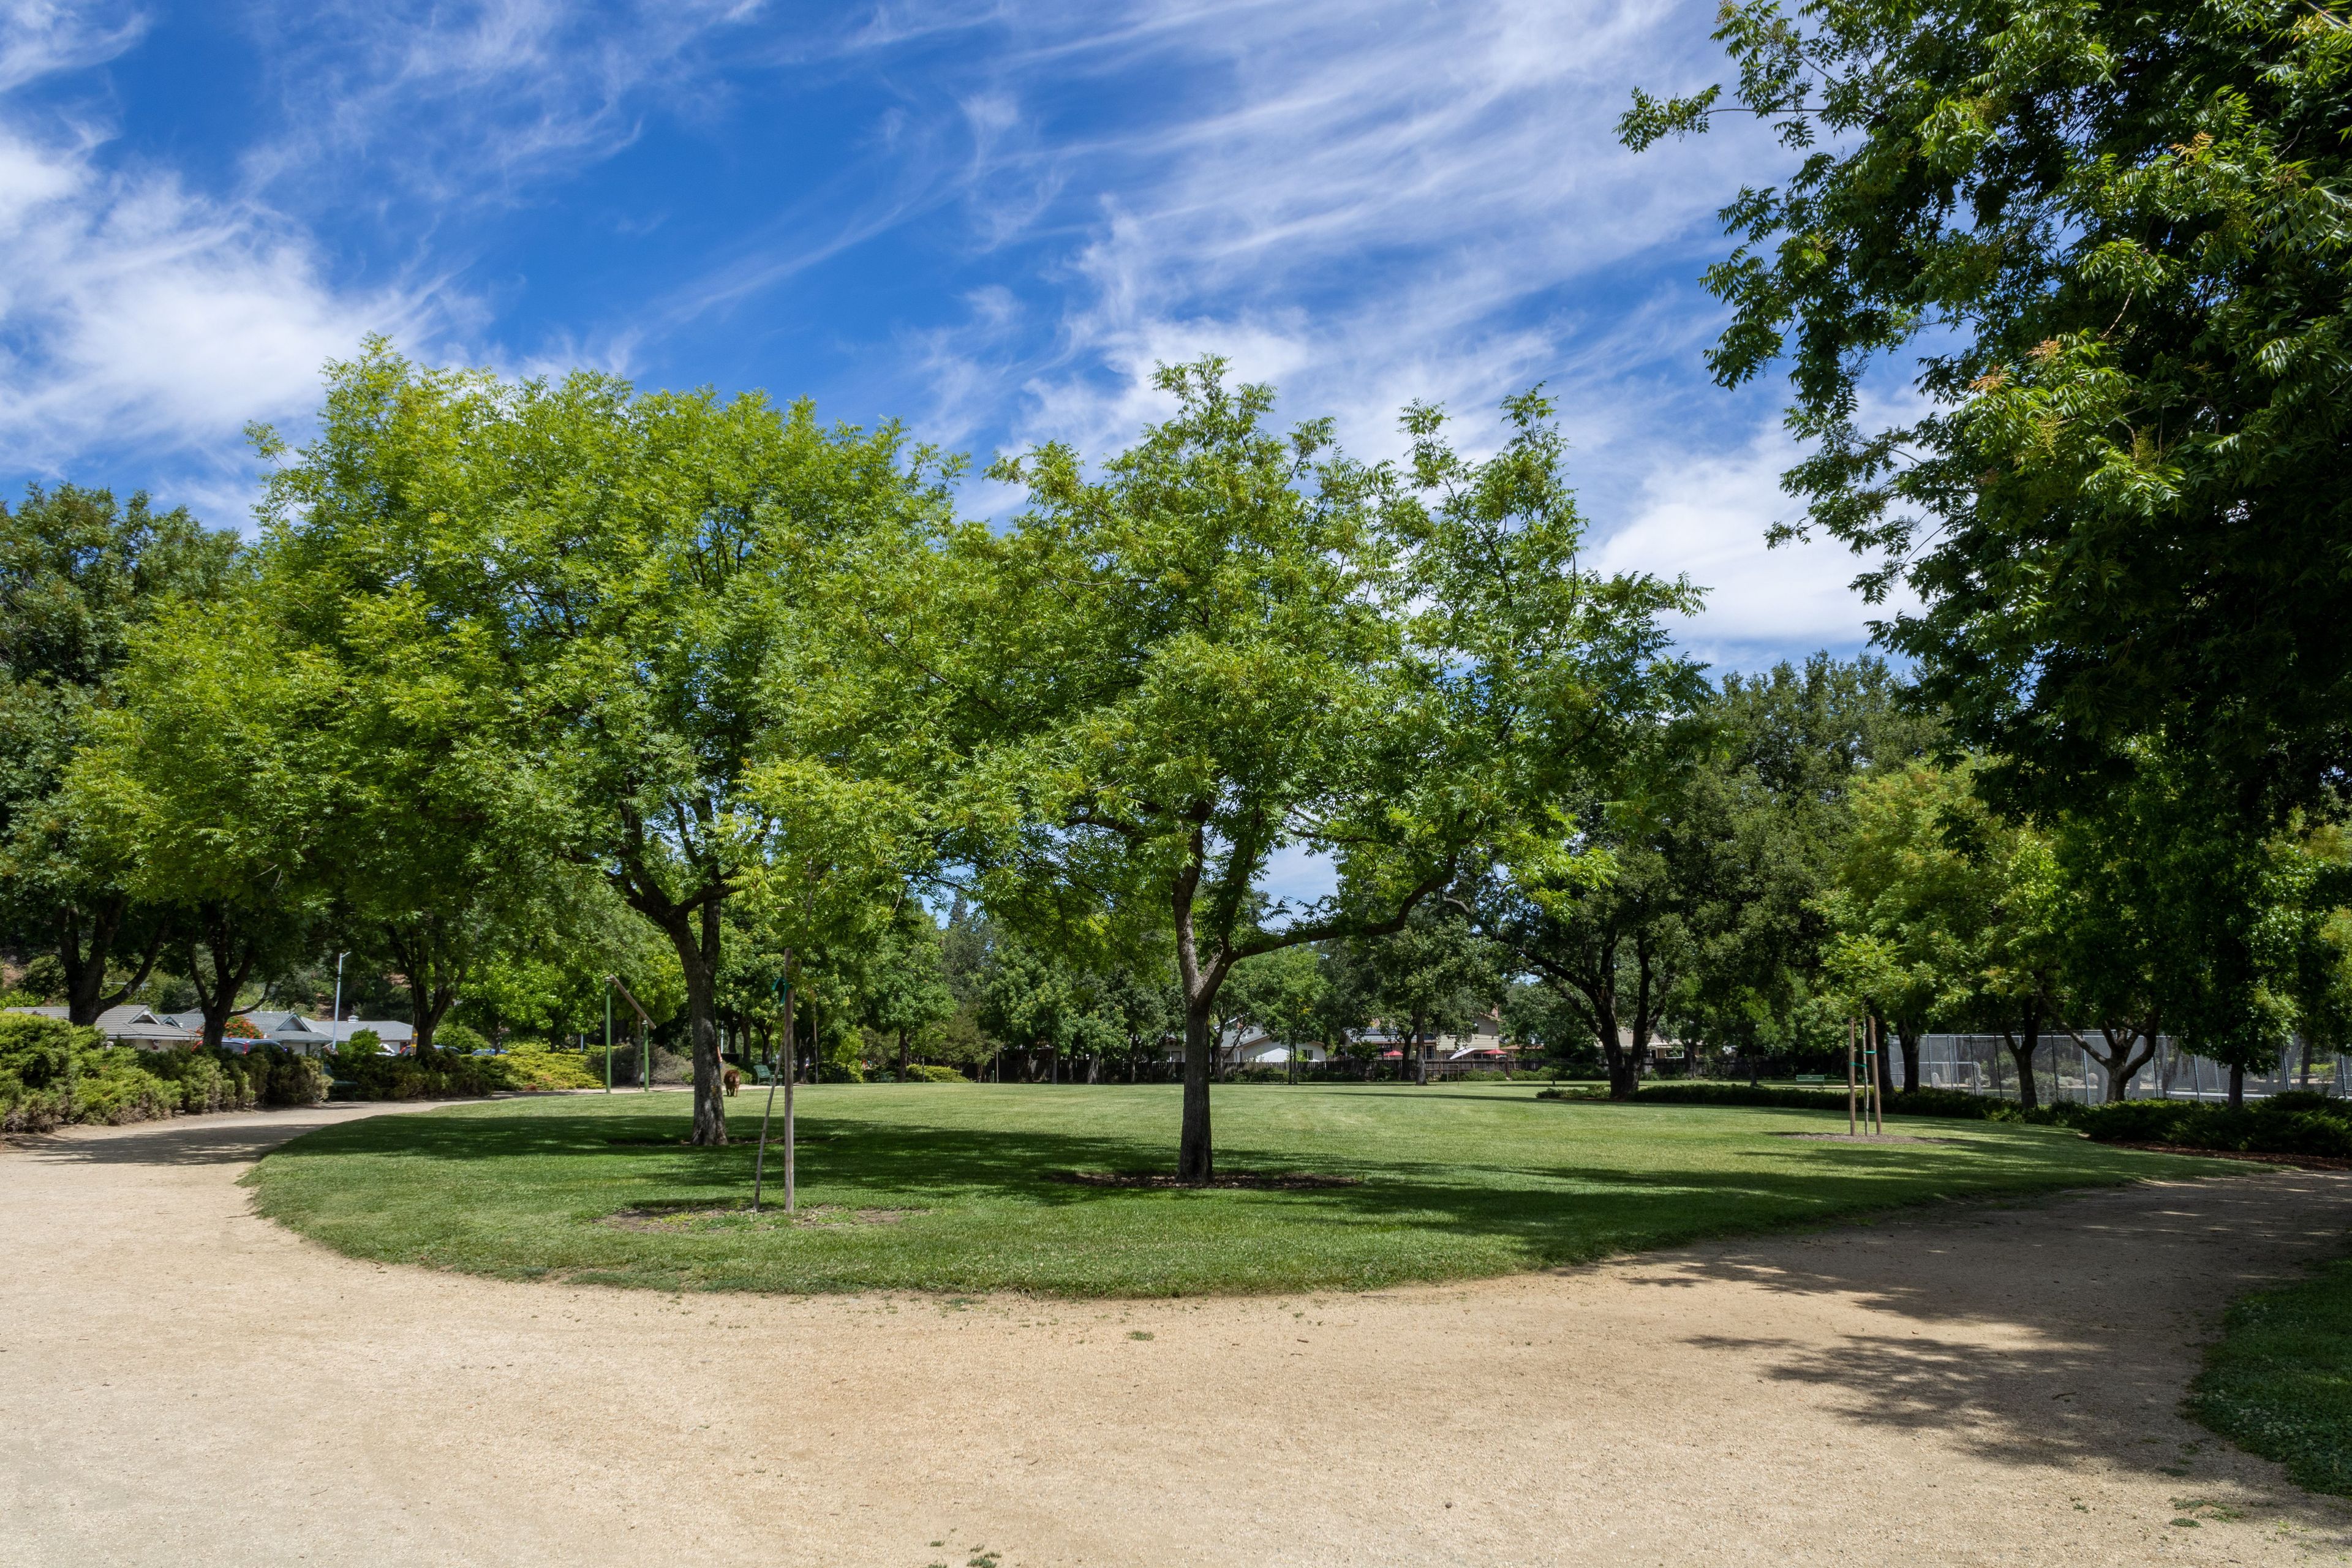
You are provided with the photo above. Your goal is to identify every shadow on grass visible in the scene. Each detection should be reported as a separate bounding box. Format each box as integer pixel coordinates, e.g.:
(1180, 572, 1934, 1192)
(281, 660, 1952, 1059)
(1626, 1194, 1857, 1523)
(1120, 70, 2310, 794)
(245, 1101, 2194, 1274)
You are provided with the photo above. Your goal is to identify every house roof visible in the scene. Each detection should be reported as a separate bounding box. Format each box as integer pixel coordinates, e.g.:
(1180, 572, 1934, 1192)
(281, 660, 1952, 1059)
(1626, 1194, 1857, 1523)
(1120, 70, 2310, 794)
(7, 1005, 198, 1043)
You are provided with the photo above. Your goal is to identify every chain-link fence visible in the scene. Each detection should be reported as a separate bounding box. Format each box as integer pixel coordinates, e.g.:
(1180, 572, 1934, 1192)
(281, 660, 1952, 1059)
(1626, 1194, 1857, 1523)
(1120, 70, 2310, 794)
(1910, 1033, 2348, 1104)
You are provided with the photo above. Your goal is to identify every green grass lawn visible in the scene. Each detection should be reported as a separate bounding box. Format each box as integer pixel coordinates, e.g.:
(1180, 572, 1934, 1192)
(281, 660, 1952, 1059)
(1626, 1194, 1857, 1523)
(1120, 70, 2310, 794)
(247, 1082, 2215, 1297)
(2190, 1257, 2352, 1496)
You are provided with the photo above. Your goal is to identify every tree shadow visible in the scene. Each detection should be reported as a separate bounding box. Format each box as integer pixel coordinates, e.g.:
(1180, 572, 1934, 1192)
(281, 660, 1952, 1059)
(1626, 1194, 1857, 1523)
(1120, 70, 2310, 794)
(5, 1106, 445, 1167)
(1619, 1170, 2352, 1525)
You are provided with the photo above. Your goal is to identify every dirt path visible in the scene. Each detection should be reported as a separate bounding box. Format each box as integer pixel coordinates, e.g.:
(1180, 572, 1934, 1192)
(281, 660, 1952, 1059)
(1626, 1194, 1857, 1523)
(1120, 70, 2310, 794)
(7, 1105, 2352, 1567)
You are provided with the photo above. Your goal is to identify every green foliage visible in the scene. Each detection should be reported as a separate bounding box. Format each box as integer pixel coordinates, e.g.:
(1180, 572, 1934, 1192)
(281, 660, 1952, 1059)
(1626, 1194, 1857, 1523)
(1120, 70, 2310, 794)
(254, 338, 961, 1142)
(0, 484, 241, 1020)
(2190, 1255, 2352, 1497)
(2076, 1094, 2352, 1159)
(434, 1021, 491, 1055)
(845, 360, 1695, 1173)
(0, 1012, 324, 1131)
(895, 1063, 968, 1083)
(332, 1047, 502, 1101)
(1626, 0, 2352, 818)
(1631, 1080, 2022, 1121)
(18, 954, 62, 1000)
(489, 1044, 602, 1092)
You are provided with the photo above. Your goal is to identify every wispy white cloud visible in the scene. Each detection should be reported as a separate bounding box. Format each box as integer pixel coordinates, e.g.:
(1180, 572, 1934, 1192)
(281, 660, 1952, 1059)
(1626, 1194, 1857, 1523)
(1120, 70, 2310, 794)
(892, 0, 1770, 458)
(240, 0, 773, 208)
(0, 24, 441, 499)
(0, 0, 144, 93)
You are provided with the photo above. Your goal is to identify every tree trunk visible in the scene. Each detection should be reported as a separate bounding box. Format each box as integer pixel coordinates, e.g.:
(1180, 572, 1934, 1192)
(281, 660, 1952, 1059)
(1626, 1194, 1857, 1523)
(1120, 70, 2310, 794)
(655, 902, 725, 1142)
(897, 1028, 911, 1079)
(1412, 1011, 1428, 1085)
(1896, 1023, 1921, 1095)
(1873, 1014, 1897, 1103)
(1598, 1010, 1635, 1101)
(186, 908, 258, 1053)
(2229, 1061, 2245, 1109)
(1179, 990, 1215, 1182)
(2002, 1004, 2042, 1112)
(61, 899, 163, 1027)
(2082, 1019, 2157, 1102)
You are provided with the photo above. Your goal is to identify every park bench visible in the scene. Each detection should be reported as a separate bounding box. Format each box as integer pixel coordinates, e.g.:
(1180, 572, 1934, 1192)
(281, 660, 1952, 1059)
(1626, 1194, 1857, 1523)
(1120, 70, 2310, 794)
(1793, 1074, 1828, 1085)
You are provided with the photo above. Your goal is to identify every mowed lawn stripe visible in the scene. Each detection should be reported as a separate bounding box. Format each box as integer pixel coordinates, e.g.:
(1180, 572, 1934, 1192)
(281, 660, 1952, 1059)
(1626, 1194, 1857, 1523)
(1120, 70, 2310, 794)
(246, 1083, 2218, 1296)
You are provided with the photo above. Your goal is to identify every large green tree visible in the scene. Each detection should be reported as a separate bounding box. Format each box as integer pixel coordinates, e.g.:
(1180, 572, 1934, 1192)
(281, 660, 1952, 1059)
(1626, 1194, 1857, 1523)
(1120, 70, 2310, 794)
(255, 342, 951, 1142)
(0, 485, 239, 1023)
(850, 363, 1692, 1178)
(70, 606, 334, 1049)
(1626, 0, 2352, 821)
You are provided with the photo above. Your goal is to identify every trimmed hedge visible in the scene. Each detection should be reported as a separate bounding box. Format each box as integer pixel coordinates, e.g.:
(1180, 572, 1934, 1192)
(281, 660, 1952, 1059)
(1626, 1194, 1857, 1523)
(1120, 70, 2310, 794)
(331, 1044, 502, 1101)
(2073, 1093, 2352, 1159)
(1630, 1082, 2027, 1121)
(1626, 1079, 2352, 1158)
(1, 1014, 326, 1133)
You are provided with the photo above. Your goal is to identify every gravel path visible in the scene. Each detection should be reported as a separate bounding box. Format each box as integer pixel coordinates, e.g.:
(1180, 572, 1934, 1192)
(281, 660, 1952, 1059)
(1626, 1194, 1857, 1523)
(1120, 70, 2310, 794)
(7, 1101, 2352, 1566)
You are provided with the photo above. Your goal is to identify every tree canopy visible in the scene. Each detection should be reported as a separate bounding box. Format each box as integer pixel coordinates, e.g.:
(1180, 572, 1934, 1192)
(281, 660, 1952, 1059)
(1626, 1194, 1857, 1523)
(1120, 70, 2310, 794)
(1625, 0, 2352, 821)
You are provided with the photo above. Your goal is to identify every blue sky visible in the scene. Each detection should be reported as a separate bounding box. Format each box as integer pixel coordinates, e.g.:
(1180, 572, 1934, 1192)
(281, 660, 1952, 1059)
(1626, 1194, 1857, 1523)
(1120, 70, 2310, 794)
(0, 0, 1913, 672)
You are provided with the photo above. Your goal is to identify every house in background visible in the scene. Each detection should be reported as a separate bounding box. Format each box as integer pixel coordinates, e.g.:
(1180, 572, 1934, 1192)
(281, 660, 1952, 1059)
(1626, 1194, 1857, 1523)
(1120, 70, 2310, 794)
(9, 1004, 197, 1048)
(1215, 1011, 1517, 1071)
(6, 1003, 417, 1055)
(162, 1011, 339, 1052)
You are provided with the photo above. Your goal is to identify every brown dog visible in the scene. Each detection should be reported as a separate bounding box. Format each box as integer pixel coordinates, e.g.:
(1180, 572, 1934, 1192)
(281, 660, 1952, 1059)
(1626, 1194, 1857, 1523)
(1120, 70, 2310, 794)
(722, 1065, 742, 1097)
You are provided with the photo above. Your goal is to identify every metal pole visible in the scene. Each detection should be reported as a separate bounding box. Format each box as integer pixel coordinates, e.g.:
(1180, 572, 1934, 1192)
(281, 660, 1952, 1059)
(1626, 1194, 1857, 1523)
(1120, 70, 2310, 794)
(330, 951, 346, 1049)
(783, 976, 796, 1213)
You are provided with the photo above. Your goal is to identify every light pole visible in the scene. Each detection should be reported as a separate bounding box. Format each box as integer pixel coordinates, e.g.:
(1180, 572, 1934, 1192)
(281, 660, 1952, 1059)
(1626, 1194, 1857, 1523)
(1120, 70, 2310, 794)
(330, 951, 347, 1055)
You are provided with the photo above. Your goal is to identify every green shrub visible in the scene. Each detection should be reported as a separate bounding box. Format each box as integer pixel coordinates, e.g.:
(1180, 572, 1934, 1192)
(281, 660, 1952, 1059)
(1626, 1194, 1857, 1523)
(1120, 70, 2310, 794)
(332, 1046, 500, 1101)
(899, 1063, 968, 1083)
(0, 1015, 323, 1130)
(432, 1021, 491, 1055)
(1633, 1082, 1994, 1118)
(2076, 1095, 2352, 1158)
(488, 1047, 600, 1092)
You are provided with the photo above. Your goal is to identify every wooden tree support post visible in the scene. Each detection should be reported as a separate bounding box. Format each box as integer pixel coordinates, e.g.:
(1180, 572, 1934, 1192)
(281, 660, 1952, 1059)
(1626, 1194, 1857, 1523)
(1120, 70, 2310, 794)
(1866, 1016, 1884, 1134)
(606, 975, 657, 1095)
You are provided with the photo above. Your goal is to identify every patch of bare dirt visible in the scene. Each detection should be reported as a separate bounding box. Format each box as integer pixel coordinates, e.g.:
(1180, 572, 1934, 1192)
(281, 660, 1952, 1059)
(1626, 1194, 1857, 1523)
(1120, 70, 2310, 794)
(1773, 1131, 1968, 1145)
(602, 1202, 926, 1231)
(1049, 1169, 1362, 1189)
